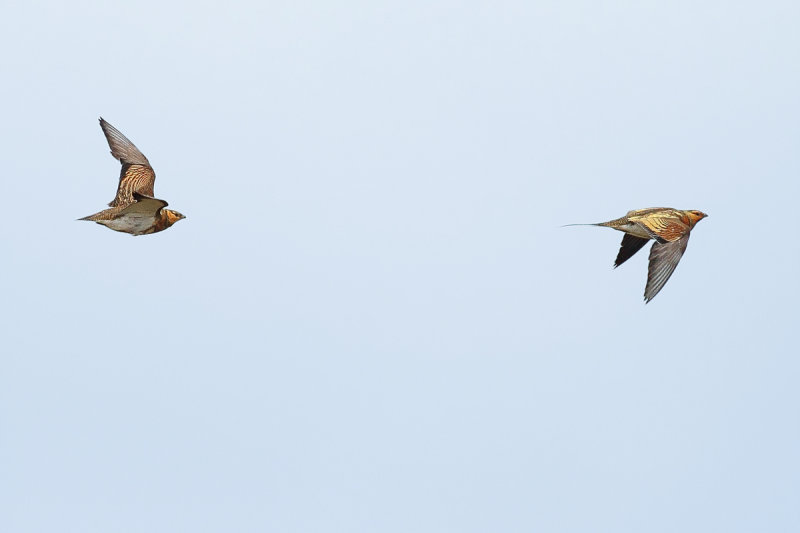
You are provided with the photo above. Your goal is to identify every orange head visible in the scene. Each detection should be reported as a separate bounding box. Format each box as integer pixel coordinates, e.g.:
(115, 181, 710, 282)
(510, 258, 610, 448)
(164, 209, 186, 227)
(685, 210, 707, 227)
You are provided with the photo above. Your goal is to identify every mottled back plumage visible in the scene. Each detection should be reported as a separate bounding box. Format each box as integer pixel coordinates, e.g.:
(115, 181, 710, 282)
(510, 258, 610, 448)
(626, 208, 692, 243)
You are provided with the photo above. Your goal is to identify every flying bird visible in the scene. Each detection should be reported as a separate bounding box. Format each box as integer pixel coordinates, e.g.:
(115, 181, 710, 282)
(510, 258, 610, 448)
(79, 118, 185, 235)
(567, 208, 707, 303)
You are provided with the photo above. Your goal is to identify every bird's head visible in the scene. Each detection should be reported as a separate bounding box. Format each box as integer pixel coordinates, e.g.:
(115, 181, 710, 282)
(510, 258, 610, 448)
(686, 210, 707, 227)
(165, 209, 186, 226)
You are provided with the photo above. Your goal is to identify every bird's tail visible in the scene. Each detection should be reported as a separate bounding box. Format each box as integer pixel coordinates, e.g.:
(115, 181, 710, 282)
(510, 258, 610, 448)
(77, 209, 114, 221)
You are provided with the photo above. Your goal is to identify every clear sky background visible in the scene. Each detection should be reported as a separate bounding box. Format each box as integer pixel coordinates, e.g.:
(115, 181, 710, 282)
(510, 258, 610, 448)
(1, 1, 798, 531)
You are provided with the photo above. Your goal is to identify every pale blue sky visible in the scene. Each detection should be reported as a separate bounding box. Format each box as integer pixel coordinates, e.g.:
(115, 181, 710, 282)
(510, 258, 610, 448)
(1, 1, 799, 532)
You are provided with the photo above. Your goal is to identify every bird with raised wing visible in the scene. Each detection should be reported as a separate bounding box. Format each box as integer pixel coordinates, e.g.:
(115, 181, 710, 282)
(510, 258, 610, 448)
(79, 118, 185, 235)
(567, 208, 707, 303)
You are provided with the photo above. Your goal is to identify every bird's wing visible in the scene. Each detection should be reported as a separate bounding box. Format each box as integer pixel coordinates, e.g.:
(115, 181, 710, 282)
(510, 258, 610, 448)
(109, 164, 156, 207)
(614, 234, 650, 268)
(644, 234, 690, 303)
(100, 118, 150, 166)
(99, 118, 156, 207)
(634, 213, 689, 243)
(118, 194, 169, 216)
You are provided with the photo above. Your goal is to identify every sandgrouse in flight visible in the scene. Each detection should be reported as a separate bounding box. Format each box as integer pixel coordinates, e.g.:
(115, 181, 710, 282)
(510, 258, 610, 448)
(568, 208, 707, 303)
(80, 118, 185, 235)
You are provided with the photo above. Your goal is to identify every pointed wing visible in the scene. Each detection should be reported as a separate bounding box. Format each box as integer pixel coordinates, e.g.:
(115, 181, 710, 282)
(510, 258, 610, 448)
(100, 118, 150, 166)
(644, 234, 690, 303)
(99, 118, 156, 207)
(614, 234, 650, 268)
(119, 194, 168, 216)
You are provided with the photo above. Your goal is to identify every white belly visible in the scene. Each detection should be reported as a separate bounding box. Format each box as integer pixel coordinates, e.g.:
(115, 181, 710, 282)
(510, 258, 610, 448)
(618, 222, 653, 239)
(98, 214, 156, 236)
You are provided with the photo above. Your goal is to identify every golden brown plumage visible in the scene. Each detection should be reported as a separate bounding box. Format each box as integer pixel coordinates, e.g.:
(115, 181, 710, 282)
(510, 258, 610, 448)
(567, 208, 707, 303)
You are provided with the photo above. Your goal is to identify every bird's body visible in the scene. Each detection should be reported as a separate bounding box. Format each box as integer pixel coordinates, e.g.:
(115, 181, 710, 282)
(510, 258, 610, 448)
(568, 208, 707, 302)
(80, 194, 185, 236)
(80, 118, 184, 236)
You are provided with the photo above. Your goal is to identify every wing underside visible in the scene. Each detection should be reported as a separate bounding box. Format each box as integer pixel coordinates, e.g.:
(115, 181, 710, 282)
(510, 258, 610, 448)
(614, 234, 650, 268)
(644, 235, 690, 302)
